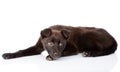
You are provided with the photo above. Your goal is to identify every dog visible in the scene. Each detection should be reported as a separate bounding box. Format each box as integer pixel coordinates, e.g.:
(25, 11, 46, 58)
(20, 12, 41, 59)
(2, 25, 117, 61)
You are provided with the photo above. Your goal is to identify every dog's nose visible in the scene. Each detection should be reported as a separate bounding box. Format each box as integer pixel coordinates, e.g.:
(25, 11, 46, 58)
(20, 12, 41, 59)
(54, 53, 58, 56)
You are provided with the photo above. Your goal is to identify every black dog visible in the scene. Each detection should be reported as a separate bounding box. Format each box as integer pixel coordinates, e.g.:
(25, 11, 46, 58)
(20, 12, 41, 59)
(2, 25, 117, 61)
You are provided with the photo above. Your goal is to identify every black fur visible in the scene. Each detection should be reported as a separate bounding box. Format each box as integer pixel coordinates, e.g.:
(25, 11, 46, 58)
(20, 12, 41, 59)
(2, 25, 117, 61)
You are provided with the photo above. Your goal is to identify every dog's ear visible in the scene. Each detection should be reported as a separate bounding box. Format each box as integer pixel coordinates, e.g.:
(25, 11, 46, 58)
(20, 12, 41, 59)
(61, 30, 70, 39)
(41, 28, 52, 38)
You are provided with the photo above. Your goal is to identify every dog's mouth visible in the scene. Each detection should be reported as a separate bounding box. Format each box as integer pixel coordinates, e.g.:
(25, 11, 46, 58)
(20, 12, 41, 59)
(50, 52, 61, 60)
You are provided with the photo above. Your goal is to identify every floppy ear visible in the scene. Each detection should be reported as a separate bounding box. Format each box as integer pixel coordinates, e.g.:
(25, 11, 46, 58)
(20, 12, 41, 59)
(41, 28, 52, 38)
(61, 30, 70, 39)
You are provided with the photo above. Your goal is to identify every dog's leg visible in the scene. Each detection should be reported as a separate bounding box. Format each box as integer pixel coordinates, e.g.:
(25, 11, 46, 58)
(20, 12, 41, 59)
(2, 38, 44, 59)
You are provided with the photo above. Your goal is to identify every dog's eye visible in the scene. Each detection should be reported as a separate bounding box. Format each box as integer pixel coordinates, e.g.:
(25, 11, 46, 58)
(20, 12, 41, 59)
(47, 42, 54, 46)
(59, 43, 63, 46)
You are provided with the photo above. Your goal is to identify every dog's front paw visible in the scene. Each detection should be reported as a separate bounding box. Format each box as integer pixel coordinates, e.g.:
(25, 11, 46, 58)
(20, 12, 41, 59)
(2, 53, 14, 59)
(46, 55, 54, 61)
(82, 52, 90, 57)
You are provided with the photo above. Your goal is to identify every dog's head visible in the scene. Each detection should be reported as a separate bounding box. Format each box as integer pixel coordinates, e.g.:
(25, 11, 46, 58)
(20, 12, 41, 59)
(41, 28, 70, 59)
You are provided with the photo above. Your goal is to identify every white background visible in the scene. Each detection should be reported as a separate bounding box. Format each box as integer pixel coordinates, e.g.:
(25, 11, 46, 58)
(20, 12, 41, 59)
(0, 0, 120, 72)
